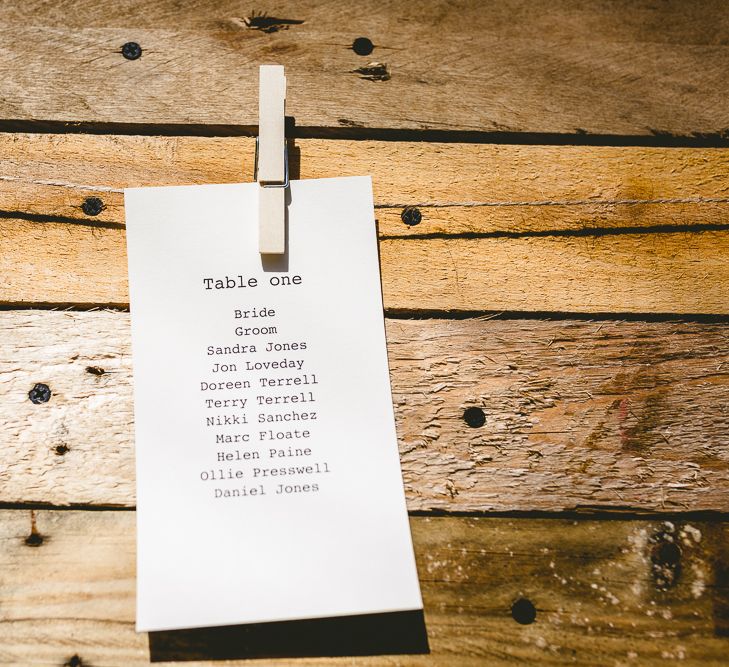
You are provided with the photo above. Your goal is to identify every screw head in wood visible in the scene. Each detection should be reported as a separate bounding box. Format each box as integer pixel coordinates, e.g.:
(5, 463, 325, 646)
(24, 531, 44, 547)
(401, 206, 422, 226)
(352, 37, 374, 56)
(463, 406, 486, 428)
(28, 383, 52, 404)
(511, 598, 536, 625)
(121, 42, 142, 60)
(82, 196, 104, 216)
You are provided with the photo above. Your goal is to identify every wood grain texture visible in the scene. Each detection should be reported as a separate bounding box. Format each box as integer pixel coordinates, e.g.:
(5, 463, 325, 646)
(0, 510, 727, 666)
(1, 1, 729, 136)
(1, 134, 728, 313)
(5, 134, 729, 234)
(2, 311, 728, 512)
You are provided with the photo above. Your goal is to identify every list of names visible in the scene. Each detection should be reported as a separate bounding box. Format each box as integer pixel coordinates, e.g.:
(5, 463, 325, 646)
(197, 301, 331, 499)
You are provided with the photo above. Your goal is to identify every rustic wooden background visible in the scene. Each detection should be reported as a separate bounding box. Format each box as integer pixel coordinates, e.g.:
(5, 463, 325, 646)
(1, 1, 728, 665)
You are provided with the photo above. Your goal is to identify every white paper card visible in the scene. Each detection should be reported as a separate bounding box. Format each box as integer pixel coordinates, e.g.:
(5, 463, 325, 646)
(125, 176, 422, 632)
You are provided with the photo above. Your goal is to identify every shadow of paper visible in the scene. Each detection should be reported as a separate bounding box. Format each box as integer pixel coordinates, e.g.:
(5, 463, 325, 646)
(148, 609, 429, 661)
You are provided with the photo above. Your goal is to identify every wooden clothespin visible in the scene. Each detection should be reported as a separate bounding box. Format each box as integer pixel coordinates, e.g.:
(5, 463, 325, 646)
(256, 64, 287, 254)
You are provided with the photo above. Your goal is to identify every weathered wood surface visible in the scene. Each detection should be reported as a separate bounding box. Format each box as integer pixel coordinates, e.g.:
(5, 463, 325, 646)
(3, 134, 729, 234)
(3, 2, 728, 662)
(0, 511, 727, 666)
(5, 134, 729, 234)
(2, 311, 728, 512)
(2, 1, 729, 137)
(1, 134, 728, 313)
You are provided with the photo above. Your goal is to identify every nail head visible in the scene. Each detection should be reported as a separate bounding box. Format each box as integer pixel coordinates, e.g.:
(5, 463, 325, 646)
(511, 598, 537, 625)
(24, 532, 44, 547)
(122, 42, 142, 60)
(463, 406, 486, 428)
(401, 206, 422, 226)
(81, 197, 104, 216)
(28, 383, 52, 404)
(352, 37, 375, 56)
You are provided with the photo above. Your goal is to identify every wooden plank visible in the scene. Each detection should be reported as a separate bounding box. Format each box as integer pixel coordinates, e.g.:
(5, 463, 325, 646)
(381, 232, 728, 314)
(2, 311, 728, 512)
(4, 134, 729, 234)
(6, 219, 727, 313)
(1, 134, 728, 313)
(1, 1, 729, 136)
(0, 510, 727, 665)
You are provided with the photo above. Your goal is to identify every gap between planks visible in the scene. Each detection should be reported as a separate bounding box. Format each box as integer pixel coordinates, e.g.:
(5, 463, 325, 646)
(4, 120, 729, 148)
(6, 303, 729, 325)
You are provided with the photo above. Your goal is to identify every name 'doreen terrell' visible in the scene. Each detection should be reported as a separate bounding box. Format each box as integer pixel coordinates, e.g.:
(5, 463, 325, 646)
(200, 372, 318, 393)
